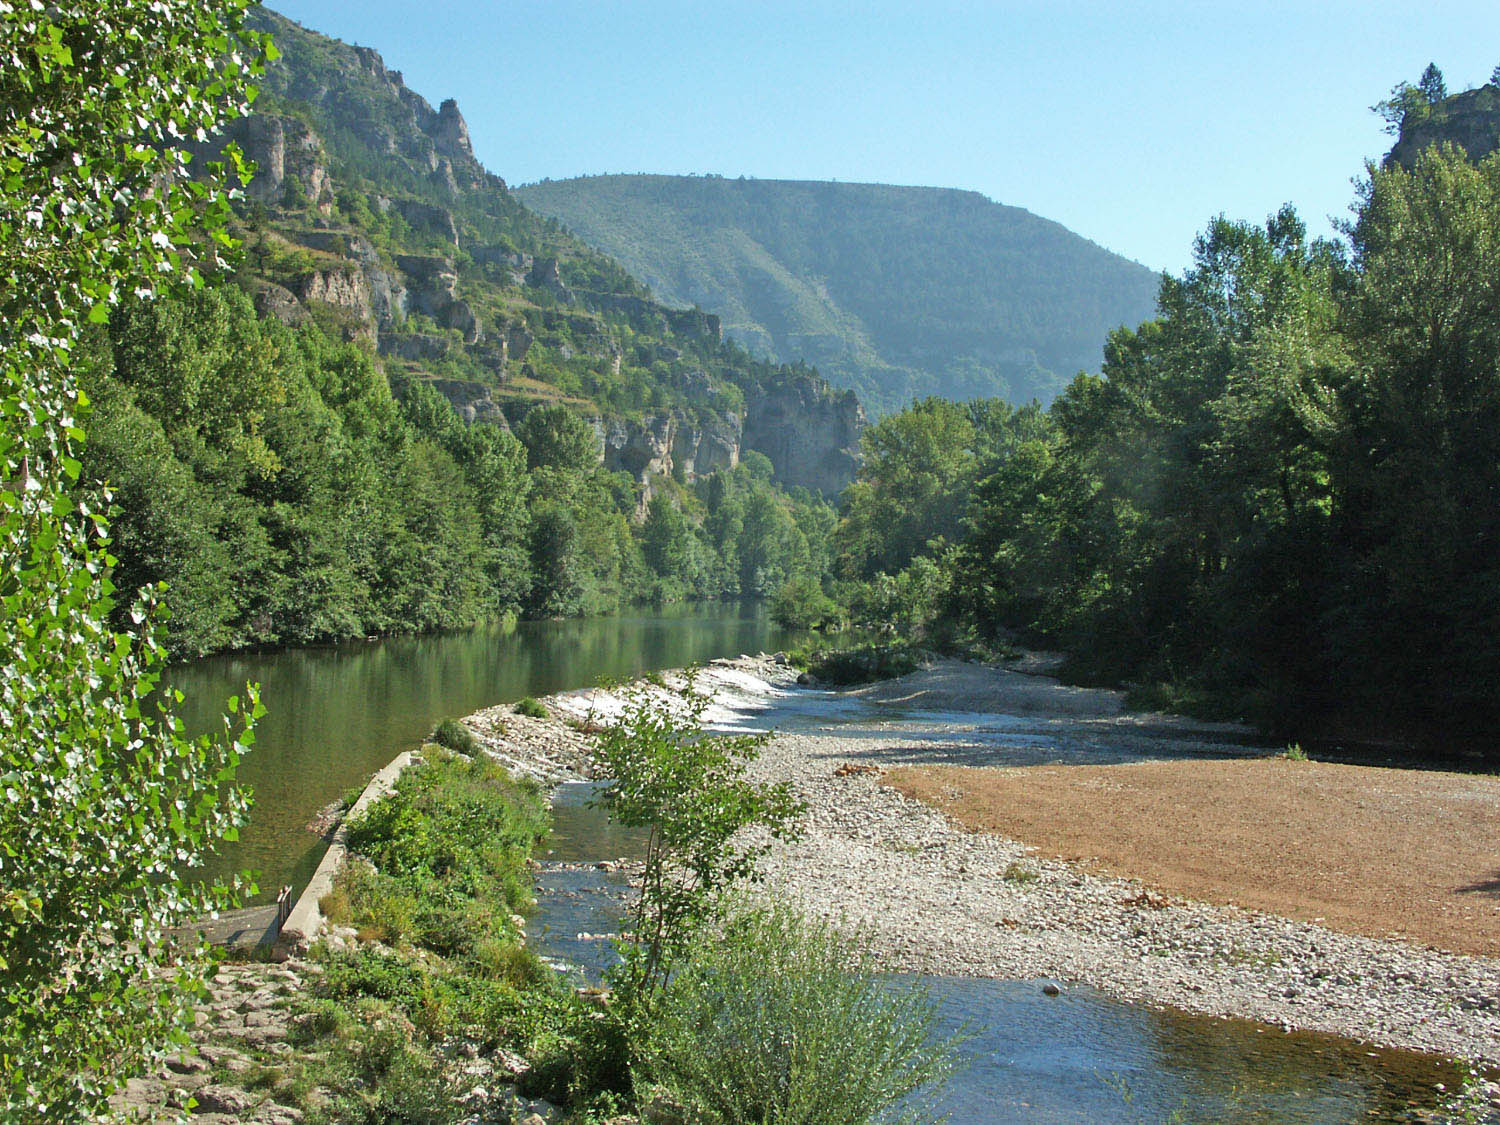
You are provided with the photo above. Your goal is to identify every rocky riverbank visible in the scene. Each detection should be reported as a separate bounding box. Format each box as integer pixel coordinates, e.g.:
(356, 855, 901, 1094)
(469, 654, 1500, 1072)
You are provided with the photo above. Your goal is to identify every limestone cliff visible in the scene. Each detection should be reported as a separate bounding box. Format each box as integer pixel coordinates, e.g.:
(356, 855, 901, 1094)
(743, 375, 866, 495)
(195, 9, 871, 499)
(1388, 85, 1500, 169)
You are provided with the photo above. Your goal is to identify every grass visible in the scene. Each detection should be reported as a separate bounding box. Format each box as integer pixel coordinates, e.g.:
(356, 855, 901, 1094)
(1002, 861, 1039, 885)
(512, 696, 548, 719)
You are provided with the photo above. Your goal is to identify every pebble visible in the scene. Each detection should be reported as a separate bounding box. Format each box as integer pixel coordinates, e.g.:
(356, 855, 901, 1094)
(483, 654, 1500, 1066)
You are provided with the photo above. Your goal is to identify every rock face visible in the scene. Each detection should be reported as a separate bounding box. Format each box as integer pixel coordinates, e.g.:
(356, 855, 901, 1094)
(223, 8, 872, 504)
(743, 375, 866, 494)
(252, 281, 311, 328)
(429, 379, 509, 426)
(1388, 85, 1500, 168)
(296, 265, 370, 316)
(432, 98, 474, 162)
(580, 411, 745, 501)
(195, 113, 335, 213)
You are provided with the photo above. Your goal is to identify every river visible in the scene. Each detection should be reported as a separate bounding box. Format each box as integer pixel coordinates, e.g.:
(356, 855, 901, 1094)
(168, 602, 797, 899)
(171, 608, 1465, 1122)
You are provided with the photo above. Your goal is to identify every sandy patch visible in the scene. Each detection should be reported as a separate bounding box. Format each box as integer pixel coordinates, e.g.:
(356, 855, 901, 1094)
(885, 757, 1500, 957)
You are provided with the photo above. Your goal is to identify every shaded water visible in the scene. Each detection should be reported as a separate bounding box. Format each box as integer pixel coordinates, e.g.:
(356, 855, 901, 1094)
(530, 784, 1458, 1125)
(168, 604, 795, 899)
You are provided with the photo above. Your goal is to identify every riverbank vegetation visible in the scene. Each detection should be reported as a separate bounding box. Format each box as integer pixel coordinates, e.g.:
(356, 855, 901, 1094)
(230, 697, 957, 1124)
(79, 285, 837, 657)
(822, 136, 1500, 752)
(0, 2, 269, 1119)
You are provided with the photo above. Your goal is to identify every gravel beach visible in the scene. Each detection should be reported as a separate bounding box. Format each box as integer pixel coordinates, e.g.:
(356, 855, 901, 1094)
(464, 654, 1500, 1068)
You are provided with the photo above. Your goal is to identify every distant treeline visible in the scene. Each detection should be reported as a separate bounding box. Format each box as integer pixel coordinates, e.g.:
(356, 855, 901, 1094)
(80, 285, 833, 657)
(822, 144, 1500, 745)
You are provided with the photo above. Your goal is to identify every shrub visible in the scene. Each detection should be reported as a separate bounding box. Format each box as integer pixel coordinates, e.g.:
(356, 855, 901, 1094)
(432, 718, 479, 755)
(593, 679, 802, 1000)
(803, 642, 924, 686)
(635, 902, 959, 1125)
(770, 573, 845, 631)
(513, 696, 549, 719)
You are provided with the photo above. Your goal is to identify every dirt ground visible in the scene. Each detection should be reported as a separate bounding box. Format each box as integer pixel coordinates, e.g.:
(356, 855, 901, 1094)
(884, 756, 1500, 957)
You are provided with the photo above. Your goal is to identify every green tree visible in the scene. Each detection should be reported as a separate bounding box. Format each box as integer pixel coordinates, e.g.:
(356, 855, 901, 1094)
(591, 682, 802, 1004)
(641, 495, 692, 580)
(1418, 62, 1447, 104)
(0, 1, 269, 1119)
(835, 398, 977, 577)
(515, 402, 600, 473)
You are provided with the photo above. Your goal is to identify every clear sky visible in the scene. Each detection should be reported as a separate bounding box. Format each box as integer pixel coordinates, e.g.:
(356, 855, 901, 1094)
(267, 1, 1500, 274)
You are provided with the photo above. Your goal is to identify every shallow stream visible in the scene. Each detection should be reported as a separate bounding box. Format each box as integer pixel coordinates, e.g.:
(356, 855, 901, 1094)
(530, 759, 1459, 1123)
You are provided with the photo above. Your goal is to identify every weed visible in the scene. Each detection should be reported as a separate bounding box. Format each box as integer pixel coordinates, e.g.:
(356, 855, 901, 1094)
(513, 696, 548, 719)
(431, 718, 479, 756)
(1003, 861, 1040, 885)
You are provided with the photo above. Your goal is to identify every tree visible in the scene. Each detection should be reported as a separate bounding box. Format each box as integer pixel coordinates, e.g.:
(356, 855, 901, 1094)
(591, 682, 801, 1004)
(1492, 64, 1500, 88)
(1418, 62, 1447, 104)
(0, 2, 269, 1119)
(514, 401, 600, 473)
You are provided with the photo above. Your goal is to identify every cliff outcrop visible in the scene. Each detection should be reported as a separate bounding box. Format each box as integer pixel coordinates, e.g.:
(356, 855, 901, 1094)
(743, 375, 866, 495)
(1388, 85, 1500, 169)
(203, 9, 871, 500)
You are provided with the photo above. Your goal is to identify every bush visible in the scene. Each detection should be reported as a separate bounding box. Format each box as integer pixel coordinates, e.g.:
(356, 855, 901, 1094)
(770, 573, 845, 631)
(635, 902, 959, 1125)
(513, 696, 549, 719)
(432, 718, 480, 755)
(803, 642, 925, 686)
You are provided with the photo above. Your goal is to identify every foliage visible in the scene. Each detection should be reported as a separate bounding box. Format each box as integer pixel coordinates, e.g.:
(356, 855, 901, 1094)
(70, 8, 850, 655)
(827, 134, 1500, 751)
(769, 572, 845, 630)
(591, 680, 803, 1002)
(798, 642, 926, 686)
(0, 1, 271, 1119)
(301, 748, 634, 1115)
(341, 749, 547, 958)
(635, 901, 959, 1125)
(513, 696, 549, 719)
(431, 719, 480, 756)
(517, 174, 1159, 413)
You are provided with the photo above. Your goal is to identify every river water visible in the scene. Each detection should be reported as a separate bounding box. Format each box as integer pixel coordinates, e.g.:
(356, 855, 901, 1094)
(171, 607, 1461, 1122)
(168, 603, 797, 897)
(535, 780, 1459, 1125)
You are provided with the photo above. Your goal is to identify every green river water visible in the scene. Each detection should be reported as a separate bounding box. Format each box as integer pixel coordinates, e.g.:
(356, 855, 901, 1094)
(168, 602, 796, 899)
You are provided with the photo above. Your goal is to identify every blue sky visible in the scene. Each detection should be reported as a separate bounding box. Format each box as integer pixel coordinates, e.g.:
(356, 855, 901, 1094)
(268, 1, 1500, 274)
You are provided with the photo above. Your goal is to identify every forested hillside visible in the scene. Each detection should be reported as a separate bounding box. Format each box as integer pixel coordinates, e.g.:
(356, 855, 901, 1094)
(816, 65, 1500, 752)
(516, 175, 1159, 413)
(79, 7, 861, 656)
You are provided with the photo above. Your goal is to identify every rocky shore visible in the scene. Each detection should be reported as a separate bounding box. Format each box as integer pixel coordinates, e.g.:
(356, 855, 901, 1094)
(469, 654, 1500, 1071)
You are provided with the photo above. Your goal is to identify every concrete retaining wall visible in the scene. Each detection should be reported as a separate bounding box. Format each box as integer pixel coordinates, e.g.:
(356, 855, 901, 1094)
(275, 749, 418, 955)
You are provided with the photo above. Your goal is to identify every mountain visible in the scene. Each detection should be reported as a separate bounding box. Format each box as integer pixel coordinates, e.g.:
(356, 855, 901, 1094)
(215, 8, 866, 497)
(1387, 82, 1500, 169)
(515, 175, 1160, 413)
(80, 8, 875, 655)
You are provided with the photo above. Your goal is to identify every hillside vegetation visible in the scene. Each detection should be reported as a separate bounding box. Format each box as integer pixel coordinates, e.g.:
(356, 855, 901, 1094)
(76, 8, 862, 655)
(812, 66, 1500, 753)
(517, 175, 1159, 413)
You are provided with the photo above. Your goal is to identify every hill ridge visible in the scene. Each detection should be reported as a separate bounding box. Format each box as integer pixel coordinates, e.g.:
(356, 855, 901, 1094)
(517, 172, 1160, 413)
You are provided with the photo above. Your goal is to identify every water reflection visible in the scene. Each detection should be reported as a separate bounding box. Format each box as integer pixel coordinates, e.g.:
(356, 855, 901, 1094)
(167, 604, 794, 897)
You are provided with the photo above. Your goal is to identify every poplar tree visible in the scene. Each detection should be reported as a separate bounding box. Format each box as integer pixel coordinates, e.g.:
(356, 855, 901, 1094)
(0, 3, 270, 1119)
